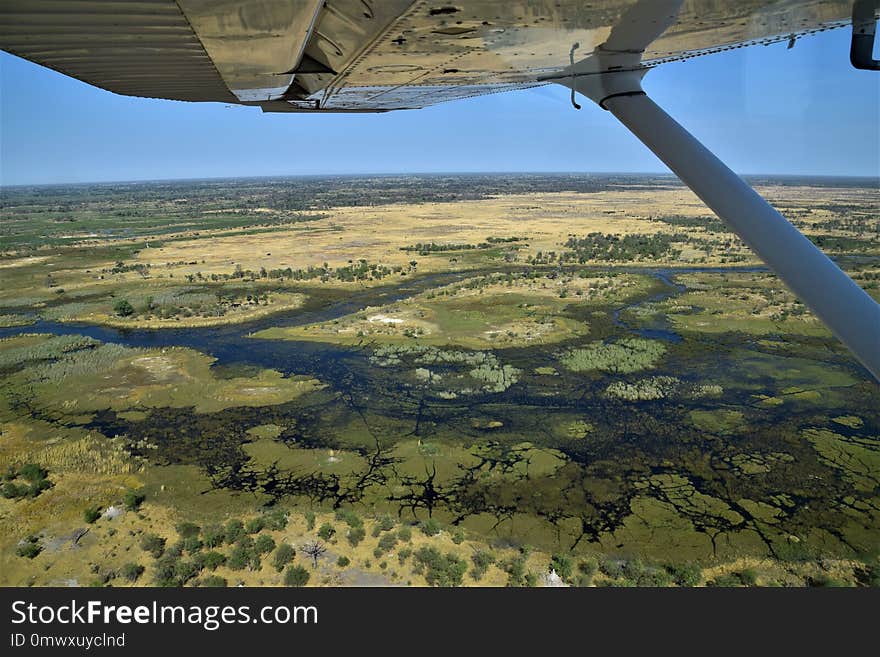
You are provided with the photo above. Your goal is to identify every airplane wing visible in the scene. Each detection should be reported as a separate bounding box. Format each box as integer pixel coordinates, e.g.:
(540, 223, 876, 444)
(2, 1, 879, 380)
(0, 1, 858, 112)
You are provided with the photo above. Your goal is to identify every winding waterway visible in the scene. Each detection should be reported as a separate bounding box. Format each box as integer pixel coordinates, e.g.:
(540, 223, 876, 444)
(1, 266, 768, 373)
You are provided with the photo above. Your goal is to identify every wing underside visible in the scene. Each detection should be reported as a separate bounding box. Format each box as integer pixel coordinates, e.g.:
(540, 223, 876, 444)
(0, 1, 856, 112)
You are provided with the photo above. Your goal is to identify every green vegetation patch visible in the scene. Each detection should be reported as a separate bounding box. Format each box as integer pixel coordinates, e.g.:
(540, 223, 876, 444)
(803, 428, 880, 493)
(559, 338, 667, 374)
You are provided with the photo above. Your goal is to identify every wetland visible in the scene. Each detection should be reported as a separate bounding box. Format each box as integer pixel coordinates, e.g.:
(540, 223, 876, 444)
(1, 174, 878, 587)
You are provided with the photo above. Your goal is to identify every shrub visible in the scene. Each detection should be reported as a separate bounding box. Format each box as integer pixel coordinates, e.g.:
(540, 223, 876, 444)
(27, 478, 52, 497)
(708, 573, 743, 587)
(16, 536, 41, 559)
(173, 559, 200, 586)
(200, 575, 227, 587)
(377, 533, 397, 554)
(599, 557, 626, 579)
(273, 544, 295, 572)
(120, 563, 145, 582)
(123, 489, 145, 511)
(337, 556, 350, 568)
(420, 518, 441, 537)
(202, 524, 225, 548)
(245, 517, 264, 534)
(578, 558, 598, 577)
(504, 555, 527, 587)
(739, 568, 758, 586)
(2, 482, 28, 499)
(182, 537, 203, 554)
(165, 541, 184, 559)
(452, 529, 465, 545)
(196, 551, 227, 571)
(398, 547, 412, 565)
(83, 506, 102, 524)
(471, 550, 495, 581)
(224, 520, 245, 544)
(397, 526, 412, 542)
(665, 562, 702, 587)
(808, 574, 848, 587)
(19, 463, 48, 482)
(376, 515, 395, 532)
(263, 509, 288, 531)
(152, 556, 180, 586)
(550, 554, 573, 582)
(412, 547, 467, 587)
(255, 535, 276, 555)
(284, 565, 310, 587)
(304, 511, 316, 531)
(335, 510, 362, 529)
(140, 534, 166, 559)
(176, 522, 201, 539)
(347, 526, 366, 547)
(228, 547, 250, 571)
(113, 299, 135, 317)
(317, 523, 336, 541)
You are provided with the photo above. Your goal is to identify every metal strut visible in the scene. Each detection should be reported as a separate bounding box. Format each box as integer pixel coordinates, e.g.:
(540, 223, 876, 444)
(558, 73, 880, 381)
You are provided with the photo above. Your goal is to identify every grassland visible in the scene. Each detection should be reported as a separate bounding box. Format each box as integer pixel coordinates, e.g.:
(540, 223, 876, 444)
(1, 174, 877, 587)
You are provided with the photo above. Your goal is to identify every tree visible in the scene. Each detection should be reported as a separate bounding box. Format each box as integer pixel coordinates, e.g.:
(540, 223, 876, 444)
(302, 541, 327, 568)
(317, 523, 335, 541)
(273, 543, 295, 572)
(227, 546, 250, 571)
(197, 551, 227, 571)
(255, 534, 275, 555)
(284, 565, 310, 587)
(224, 519, 245, 544)
(113, 299, 135, 317)
(140, 534, 166, 559)
(120, 563, 145, 582)
(202, 524, 225, 548)
(412, 547, 467, 587)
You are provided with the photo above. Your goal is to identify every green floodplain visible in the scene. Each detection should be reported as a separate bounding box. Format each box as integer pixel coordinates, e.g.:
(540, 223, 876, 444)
(1, 174, 878, 587)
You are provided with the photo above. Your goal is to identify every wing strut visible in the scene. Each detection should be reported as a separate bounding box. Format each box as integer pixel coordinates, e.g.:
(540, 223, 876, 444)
(558, 72, 880, 381)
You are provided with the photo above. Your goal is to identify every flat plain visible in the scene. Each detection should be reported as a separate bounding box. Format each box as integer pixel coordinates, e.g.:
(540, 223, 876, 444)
(1, 174, 878, 587)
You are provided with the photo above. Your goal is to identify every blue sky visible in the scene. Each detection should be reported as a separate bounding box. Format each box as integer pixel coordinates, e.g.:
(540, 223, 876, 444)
(1, 26, 877, 185)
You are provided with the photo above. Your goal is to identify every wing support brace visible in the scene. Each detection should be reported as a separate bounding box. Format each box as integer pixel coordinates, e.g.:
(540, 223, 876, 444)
(558, 70, 880, 381)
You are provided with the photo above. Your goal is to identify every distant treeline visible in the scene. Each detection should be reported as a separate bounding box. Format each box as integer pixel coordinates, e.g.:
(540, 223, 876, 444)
(529, 232, 686, 264)
(401, 236, 526, 255)
(186, 259, 406, 284)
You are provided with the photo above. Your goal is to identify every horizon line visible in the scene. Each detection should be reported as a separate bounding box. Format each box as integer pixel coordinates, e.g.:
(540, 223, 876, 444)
(3, 170, 879, 189)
